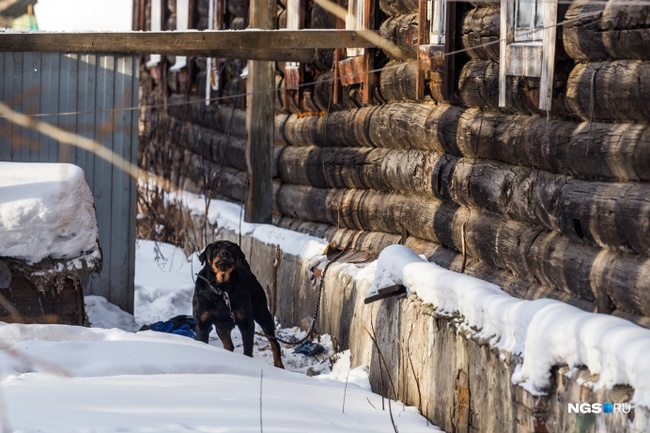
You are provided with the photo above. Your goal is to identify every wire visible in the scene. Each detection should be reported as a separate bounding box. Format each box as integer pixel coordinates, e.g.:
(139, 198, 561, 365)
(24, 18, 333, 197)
(0, 6, 609, 120)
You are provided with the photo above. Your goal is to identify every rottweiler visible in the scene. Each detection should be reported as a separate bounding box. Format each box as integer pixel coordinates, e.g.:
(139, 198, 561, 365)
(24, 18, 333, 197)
(192, 240, 284, 368)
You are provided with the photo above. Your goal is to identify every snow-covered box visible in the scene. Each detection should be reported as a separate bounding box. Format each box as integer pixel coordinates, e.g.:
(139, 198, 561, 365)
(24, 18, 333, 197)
(0, 162, 102, 325)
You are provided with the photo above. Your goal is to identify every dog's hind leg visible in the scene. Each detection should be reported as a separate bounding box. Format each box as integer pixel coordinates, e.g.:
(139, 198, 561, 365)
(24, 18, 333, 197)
(257, 318, 285, 369)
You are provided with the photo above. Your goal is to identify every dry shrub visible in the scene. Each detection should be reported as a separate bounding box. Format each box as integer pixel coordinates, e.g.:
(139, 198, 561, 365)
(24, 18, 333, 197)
(136, 183, 209, 256)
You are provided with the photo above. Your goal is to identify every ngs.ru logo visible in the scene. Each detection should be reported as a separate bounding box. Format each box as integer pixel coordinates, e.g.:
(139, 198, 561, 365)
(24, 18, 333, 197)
(567, 403, 632, 414)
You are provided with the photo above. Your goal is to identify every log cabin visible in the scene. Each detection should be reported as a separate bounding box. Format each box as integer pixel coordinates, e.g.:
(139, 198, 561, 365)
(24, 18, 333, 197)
(137, 0, 650, 431)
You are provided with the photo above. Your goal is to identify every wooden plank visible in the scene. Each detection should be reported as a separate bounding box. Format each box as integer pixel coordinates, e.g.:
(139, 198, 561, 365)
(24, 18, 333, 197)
(0, 30, 377, 61)
(245, 0, 276, 223)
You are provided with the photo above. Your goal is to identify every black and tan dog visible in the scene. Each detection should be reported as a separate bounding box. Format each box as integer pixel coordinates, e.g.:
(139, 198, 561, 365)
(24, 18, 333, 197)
(192, 240, 284, 368)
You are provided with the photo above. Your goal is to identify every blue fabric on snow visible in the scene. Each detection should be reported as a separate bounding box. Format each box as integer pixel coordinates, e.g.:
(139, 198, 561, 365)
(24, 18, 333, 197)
(293, 340, 325, 356)
(147, 315, 197, 339)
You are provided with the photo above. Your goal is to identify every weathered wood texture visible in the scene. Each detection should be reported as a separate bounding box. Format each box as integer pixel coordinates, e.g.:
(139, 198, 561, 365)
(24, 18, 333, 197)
(276, 103, 464, 154)
(278, 102, 650, 183)
(566, 60, 650, 122)
(275, 184, 650, 316)
(273, 215, 650, 328)
(0, 259, 86, 325)
(379, 60, 419, 101)
(379, 14, 419, 59)
(461, 6, 500, 61)
(458, 59, 574, 117)
(0, 30, 376, 61)
(457, 108, 650, 183)
(277, 146, 650, 255)
(379, 0, 418, 16)
(563, 0, 650, 62)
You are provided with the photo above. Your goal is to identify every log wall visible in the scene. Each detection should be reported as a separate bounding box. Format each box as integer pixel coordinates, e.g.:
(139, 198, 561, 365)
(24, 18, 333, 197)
(138, 0, 650, 431)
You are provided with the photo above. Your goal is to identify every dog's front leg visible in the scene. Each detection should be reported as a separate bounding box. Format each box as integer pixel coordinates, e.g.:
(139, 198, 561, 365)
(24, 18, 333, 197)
(239, 322, 255, 357)
(216, 327, 235, 351)
(196, 322, 212, 344)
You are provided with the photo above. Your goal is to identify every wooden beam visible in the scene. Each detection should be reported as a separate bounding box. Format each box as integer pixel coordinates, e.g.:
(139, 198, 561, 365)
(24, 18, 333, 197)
(245, 0, 276, 223)
(0, 30, 377, 61)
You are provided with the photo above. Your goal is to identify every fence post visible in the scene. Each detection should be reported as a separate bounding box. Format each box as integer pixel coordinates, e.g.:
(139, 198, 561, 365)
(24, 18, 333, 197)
(245, 0, 276, 223)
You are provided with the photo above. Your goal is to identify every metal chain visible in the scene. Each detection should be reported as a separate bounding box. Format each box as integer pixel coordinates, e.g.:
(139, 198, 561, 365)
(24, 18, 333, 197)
(260, 244, 349, 346)
(195, 273, 237, 323)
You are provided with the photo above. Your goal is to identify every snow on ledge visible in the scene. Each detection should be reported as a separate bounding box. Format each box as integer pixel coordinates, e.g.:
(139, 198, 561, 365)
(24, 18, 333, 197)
(368, 244, 650, 408)
(0, 162, 101, 266)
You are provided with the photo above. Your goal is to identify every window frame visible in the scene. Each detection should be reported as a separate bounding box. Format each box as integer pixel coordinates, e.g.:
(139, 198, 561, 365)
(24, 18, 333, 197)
(499, 0, 558, 111)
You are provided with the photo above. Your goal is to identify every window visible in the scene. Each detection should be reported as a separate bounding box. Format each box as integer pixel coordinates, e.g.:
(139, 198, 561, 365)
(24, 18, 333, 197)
(515, 0, 543, 42)
(499, 0, 558, 111)
(427, 0, 446, 45)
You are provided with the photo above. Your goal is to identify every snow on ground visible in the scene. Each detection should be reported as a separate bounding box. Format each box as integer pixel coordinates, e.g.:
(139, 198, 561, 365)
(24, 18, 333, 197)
(0, 162, 100, 266)
(0, 239, 441, 432)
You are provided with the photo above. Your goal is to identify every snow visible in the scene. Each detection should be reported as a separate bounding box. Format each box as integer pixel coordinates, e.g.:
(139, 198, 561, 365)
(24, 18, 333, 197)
(0, 239, 441, 432)
(366, 244, 650, 408)
(0, 162, 100, 266)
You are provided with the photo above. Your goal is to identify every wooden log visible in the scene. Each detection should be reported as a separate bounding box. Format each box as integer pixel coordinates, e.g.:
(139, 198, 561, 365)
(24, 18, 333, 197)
(449, 159, 650, 255)
(274, 184, 650, 316)
(278, 146, 457, 200)
(566, 60, 650, 123)
(379, 14, 419, 60)
(275, 102, 464, 154)
(459, 59, 573, 117)
(167, 94, 248, 137)
(272, 216, 650, 327)
(379, 61, 419, 101)
(456, 108, 650, 182)
(461, 6, 500, 61)
(278, 143, 650, 254)
(379, 0, 419, 17)
(563, 0, 650, 62)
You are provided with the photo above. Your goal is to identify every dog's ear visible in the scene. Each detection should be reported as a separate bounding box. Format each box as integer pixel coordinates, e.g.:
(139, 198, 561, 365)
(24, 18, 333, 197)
(235, 247, 251, 269)
(199, 244, 211, 265)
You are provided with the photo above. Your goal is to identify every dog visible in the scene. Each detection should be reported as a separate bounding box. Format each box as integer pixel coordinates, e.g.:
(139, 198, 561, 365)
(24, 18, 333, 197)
(192, 240, 284, 368)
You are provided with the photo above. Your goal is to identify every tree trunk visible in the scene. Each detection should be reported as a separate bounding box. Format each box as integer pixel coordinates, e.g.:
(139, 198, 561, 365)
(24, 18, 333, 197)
(566, 60, 650, 122)
(563, 0, 650, 62)
(456, 108, 650, 182)
(274, 184, 650, 317)
(461, 6, 500, 61)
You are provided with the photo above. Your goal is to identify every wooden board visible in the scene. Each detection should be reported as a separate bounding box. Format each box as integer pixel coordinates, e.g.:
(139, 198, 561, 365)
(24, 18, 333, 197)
(0, 30, 377, 61)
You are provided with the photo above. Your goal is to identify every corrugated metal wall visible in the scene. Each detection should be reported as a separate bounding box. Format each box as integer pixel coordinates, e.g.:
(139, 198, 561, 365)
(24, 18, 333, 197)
(0, 52, 139, 314)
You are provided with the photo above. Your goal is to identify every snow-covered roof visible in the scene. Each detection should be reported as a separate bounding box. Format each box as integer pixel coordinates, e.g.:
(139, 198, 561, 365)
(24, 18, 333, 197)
(0, 162, 101, 267)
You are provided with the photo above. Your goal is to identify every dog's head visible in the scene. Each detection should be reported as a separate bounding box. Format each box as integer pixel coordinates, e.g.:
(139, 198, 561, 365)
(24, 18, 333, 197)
(199, 240, 246, 284)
